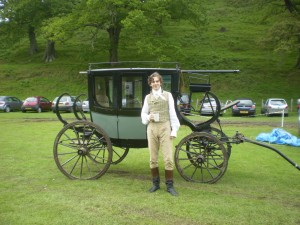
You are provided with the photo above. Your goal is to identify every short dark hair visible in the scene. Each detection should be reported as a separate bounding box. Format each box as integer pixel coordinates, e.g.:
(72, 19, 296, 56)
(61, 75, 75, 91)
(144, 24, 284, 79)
(148, 72, 163, 86)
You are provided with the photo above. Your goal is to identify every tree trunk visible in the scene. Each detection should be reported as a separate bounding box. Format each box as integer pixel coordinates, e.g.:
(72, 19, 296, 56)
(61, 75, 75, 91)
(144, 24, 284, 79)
(297, 34, 300, 69)
(107, 27, 121, 63)
(284, 0, 298, 13)
(28, 25, 38, 55)
(283, 0, 300, 68)
(43, 40, 56, 63)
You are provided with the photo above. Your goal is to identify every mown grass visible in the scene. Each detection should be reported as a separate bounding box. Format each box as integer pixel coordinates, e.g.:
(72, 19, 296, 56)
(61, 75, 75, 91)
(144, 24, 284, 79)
(0, 112, 299, 225)
(0, 1, 299, 223)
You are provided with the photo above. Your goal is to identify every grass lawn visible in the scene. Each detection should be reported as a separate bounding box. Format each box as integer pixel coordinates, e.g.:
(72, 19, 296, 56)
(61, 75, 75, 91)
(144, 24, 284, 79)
(0, 112, 299, 225)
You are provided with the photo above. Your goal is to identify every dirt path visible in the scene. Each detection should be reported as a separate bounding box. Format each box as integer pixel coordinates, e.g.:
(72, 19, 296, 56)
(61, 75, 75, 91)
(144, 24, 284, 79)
(219, 120, 298, 128)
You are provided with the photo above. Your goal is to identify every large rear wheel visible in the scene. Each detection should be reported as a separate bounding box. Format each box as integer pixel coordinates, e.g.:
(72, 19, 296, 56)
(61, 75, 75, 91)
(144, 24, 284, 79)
(53, 120, 112, 179)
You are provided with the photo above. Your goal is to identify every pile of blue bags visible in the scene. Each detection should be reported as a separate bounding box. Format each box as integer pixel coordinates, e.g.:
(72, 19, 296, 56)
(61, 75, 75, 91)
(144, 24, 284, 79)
(256, 128, 300, 147)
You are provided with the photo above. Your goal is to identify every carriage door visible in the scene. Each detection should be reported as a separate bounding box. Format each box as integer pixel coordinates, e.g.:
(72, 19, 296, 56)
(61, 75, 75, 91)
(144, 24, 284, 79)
(91, 75, 118, 139)
(118, 73, 147, 140)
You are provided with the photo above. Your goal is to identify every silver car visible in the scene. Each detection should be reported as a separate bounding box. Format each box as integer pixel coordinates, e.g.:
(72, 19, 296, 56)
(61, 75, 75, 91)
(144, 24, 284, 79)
(200, 98, 224, 116)
(52, 96, 82, 113)
(261, 98, 288, 116)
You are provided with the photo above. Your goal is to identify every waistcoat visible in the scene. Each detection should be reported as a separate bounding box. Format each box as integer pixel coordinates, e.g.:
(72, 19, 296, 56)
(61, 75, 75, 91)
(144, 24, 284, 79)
(147, 91, 170, 122)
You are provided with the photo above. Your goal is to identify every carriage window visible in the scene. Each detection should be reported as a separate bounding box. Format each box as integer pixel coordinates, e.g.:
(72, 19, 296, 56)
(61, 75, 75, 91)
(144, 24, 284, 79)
(94, 76, 113, 108)
(162, 75, 171, 92)
(122, 76, 142, 109)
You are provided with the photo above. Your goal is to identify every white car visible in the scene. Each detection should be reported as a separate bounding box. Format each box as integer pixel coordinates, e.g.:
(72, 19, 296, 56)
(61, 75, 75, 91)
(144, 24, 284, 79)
(261, 98, 288, 117)
(82, 98, 90, 112)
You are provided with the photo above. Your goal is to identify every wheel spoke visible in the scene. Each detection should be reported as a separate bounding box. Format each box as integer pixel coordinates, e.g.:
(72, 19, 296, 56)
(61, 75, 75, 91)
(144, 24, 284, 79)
(87, 151, 109, 164)
(69, 155, 81, 175)
(57, 141, 78, 151)
(111, 146, 129, 164)
(61, 154, 79, 167)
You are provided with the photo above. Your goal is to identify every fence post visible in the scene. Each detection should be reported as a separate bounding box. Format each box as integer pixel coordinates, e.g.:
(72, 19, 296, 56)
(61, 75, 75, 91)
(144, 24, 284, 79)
(298, 108, 300, 136)
(281, 110, 284, 127)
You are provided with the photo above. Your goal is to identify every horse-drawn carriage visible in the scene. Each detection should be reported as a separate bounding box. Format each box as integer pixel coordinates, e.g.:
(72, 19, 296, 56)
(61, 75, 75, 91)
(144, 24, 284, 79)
(53, 62, 299, 184)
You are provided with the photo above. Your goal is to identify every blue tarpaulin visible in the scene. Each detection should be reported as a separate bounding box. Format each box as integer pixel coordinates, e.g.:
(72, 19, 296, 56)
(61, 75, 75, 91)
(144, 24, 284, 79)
(256, 128, 300, 147)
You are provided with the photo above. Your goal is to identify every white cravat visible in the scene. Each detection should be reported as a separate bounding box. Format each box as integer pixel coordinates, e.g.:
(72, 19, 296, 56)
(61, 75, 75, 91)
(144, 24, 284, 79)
(152, 88, 166, 100)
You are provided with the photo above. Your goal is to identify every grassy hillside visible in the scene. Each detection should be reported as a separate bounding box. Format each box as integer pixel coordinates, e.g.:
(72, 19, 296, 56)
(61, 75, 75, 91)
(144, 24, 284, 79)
(0, 0, 299, 107)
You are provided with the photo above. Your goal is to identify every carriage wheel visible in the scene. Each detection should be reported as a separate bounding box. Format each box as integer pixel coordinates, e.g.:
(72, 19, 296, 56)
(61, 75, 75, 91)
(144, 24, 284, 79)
(175, 132, 228, 183)
(111, 147, 129, 164)
(53, 120, 112, 179)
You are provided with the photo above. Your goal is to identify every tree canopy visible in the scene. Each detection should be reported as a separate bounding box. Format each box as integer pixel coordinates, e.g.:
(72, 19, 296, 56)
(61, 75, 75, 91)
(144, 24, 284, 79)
(0, 0, 299, 68)
(40, 0, 208, 62)
(0, 0, 77, 59)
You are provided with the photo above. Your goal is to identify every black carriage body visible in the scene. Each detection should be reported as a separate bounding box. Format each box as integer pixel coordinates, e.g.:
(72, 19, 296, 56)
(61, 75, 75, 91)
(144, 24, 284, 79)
(87, 68, 182, 148)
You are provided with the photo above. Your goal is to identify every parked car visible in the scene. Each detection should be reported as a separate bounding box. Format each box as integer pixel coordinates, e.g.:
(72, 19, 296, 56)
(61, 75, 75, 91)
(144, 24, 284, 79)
(177, 93, 191, 115)
(200, 97, 224, 116)
(82, 98, 90, 112)
(21, 96, 52, 113)
(0, 96, 23, 112)
(231, 98, 256, 116)
(261, 98, 288, 117)
(52, 96, 82, 113)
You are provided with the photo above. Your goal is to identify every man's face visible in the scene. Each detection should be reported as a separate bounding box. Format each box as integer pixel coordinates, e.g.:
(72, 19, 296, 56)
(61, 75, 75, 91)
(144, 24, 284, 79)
(150, 77, 161, 91)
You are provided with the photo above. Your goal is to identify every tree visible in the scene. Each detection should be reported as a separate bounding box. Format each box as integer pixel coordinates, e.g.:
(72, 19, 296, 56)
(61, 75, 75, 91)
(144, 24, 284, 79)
(0, 0, 49, 55)
(283, 0, 300, 68)
(0, 0, 77, 61)
(122, 0, 208, 61)
(73, 0, 146, 62)
(41, 0, 78, 62)
(261, 0, 300, 68)
(284, 0, 299, 12)
(43, 0, 208, 63)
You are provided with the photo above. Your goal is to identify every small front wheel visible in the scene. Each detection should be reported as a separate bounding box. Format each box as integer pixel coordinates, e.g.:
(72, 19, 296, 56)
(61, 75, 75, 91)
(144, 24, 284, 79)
(175, 132, 228, 184)
(53, 120, 113, 179)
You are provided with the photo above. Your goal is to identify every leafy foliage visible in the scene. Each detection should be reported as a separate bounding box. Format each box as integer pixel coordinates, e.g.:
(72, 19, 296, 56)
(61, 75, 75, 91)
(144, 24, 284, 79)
(0, 0, 299, 102)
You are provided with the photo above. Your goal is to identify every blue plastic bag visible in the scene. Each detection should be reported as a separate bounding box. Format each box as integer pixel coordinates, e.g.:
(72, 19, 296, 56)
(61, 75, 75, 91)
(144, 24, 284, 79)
(256, 128, 300, 147)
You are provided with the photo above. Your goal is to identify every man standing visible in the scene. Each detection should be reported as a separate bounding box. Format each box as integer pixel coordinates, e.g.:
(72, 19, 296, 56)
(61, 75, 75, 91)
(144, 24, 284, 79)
(141, 72, 180, 196)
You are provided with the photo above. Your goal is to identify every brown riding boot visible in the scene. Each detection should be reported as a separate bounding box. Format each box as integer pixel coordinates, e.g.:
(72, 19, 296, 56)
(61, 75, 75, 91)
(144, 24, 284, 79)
(165, 170, 178, 196)
(149, 167, 160, 192)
